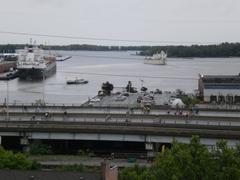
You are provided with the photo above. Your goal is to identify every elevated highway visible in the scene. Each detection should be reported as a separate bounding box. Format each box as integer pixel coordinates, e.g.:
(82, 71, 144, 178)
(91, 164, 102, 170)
(1, 104, 240, 117)
(0, 105, 240, 148)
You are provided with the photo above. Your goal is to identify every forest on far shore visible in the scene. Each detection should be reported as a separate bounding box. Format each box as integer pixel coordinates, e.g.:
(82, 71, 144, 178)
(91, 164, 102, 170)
(1, 42, 240, 58)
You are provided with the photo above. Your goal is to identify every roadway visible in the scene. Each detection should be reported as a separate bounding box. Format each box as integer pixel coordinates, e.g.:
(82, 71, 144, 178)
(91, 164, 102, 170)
(0, 110, 240, 127)
(1, 104, 240, 118)
(0, 119, 240, 140)
(0, 104, 240, 140)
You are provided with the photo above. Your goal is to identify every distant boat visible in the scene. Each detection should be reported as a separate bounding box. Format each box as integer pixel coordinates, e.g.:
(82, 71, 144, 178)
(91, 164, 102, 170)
(144, 51, 167, 65)
(66, 78, 88, 85)
(55, 55, 72, 61)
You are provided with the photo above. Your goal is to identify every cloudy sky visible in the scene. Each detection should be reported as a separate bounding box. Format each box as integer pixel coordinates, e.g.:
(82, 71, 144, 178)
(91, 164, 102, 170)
(0, 0, 240, 45)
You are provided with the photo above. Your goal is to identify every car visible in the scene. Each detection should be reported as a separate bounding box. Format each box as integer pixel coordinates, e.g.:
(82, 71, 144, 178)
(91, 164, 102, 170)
(144, 94, 154, 100)
(154, 89, 162, 94)
(122, 92, 129, 97)
(163, 102, 169, 105)
(141, 99, 154, 104)
(115, 92, 121, 95)
(114, 95, 127, 101)
(90, 98, 101, 102)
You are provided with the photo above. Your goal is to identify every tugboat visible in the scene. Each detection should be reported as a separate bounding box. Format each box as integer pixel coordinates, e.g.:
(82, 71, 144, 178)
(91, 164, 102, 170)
(66, 78, 88, 85)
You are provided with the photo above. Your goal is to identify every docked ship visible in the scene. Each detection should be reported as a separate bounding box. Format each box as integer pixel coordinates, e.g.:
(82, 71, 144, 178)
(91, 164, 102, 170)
(144, 51, 167, 65)
(17, 45, 56, 80)
(0, 60, 17, 73)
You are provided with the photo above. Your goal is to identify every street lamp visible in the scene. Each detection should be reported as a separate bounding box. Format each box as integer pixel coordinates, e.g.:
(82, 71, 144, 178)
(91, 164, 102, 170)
(140, 79, 144, 88)
(6, 79, 9, 121)
(42, 69, 45, 104)
(127, 81, 131, 112)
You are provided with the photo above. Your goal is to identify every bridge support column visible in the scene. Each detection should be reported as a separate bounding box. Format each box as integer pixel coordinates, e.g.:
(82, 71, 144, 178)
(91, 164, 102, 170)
(64, 140, 69, 151)
(155, 143, 160, 152)
(145, 143, 154, 162)
(20, 137, 30, 152)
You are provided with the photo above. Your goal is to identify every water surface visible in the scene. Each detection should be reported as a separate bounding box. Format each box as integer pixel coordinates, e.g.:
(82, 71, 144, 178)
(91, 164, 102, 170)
(0, 51, 239, 104)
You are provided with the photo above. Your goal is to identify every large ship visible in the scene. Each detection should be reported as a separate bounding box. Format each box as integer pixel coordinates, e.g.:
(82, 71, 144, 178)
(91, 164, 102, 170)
(144, 51, 167, 65)
(17, 45, 56, 80)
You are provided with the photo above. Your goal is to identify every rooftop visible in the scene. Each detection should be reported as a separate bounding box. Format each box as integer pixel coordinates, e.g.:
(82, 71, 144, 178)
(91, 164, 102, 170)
(0, 170, 101, 180)
(200, 74, 240, 84)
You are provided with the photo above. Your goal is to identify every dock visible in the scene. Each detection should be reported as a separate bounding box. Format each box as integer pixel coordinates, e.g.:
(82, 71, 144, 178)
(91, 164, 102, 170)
(0, 70, 19, 80)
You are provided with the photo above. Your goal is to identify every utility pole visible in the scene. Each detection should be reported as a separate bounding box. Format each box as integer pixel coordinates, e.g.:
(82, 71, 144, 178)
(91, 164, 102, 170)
(140, 79, 144, 88)
(42, 70, 45, 104)
(128, 81, 131, 112)
(6, 80, 9, 121)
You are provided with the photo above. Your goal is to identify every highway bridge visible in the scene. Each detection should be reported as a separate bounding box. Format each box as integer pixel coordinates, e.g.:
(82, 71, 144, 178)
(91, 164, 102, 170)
(0, 104, 240, 155)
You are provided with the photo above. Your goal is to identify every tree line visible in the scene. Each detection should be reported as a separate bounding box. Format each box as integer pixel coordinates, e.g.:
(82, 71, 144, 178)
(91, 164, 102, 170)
(1, 43, 240, 57)
(139, 43, 240, 57)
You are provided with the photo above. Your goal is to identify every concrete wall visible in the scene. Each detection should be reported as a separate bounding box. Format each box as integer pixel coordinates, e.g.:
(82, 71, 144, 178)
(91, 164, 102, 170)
(204, 89, 240, 103)
(204, 89, 240, 97)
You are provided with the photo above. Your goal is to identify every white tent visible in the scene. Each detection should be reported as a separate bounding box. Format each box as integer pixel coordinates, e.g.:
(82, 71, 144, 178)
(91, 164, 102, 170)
(171, 98, 185, 108)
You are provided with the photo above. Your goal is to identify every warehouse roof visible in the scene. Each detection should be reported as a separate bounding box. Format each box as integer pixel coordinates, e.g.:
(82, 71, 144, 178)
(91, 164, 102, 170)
(200, 74, 240, 84)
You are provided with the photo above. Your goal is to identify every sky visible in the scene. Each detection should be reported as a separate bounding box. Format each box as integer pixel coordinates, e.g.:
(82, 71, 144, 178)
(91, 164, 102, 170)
(0, 0, 240, 46)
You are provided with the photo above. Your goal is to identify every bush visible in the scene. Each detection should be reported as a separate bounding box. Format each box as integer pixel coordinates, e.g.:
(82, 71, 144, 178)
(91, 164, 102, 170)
(0, 146, 33, 170)
(29, 143, 52, 155)
(77, 149, 95, 157)
(181, 96, 200, 106)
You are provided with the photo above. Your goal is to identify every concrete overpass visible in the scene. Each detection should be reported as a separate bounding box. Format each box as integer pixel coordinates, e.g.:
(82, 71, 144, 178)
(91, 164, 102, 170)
(0, 114, 240, 148)
(0, 105, 240, 154)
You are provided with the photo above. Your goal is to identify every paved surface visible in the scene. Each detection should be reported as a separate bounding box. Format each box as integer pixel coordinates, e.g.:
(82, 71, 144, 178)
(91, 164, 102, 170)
(2, 104, 240, 118)
(30, 156, 150, 167)
(85, 91, 175, 107)
(0, 111, 240, 127)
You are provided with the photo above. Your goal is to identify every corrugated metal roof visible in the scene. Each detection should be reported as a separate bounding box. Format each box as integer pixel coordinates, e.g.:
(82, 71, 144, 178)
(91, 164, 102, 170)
(201, 74, 240, 84)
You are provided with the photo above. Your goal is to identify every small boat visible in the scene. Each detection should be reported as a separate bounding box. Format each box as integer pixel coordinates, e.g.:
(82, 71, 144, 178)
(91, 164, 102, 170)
(56, 55, 72, 61)
(66, 78, 88, 85)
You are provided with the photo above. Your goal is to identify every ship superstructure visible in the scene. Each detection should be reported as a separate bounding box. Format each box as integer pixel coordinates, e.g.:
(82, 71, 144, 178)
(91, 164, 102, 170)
(144, 51, 167, 65)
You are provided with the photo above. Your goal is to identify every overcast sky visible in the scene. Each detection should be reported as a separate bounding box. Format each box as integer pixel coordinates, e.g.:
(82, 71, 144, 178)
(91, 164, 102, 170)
(0, 0, 240, 45)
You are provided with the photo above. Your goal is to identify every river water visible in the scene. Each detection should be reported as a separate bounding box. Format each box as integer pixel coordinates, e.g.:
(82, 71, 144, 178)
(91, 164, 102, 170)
(0, 51, 240, 104)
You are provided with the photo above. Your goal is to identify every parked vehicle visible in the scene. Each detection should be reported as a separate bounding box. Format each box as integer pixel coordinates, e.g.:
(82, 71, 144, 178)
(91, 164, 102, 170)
(114, 95, 127, 101)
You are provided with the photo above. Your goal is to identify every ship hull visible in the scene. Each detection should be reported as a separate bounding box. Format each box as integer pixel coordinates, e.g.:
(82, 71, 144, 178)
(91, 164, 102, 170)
(18, 62, 56, 80)
(144, 59, 166, 65)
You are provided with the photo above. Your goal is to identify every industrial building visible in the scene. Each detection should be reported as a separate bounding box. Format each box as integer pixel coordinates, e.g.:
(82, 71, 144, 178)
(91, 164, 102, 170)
(198, 74, 240, 104)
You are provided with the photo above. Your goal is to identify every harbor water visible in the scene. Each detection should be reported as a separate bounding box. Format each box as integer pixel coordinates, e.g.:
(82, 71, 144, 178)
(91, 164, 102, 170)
(0, 51, 240, 104)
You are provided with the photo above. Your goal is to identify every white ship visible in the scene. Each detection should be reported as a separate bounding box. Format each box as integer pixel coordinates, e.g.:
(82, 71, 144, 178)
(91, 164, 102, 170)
(17, 45, 56, 80)
(144, 51, 167, 65)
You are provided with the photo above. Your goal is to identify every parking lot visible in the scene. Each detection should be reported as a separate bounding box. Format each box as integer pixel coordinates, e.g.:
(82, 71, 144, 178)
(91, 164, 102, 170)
(86, 90, 178, 108)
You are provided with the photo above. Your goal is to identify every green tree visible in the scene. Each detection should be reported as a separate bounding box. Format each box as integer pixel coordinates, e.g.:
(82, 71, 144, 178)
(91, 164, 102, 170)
(212, 140, 240, 180)
(29, 143, 52, 155)
(119, 136, 240, 180)
(0, 146, 33, 170)
(152, 136, 214, 180)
